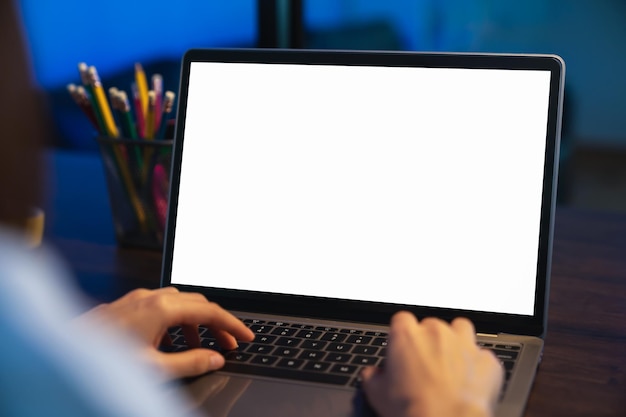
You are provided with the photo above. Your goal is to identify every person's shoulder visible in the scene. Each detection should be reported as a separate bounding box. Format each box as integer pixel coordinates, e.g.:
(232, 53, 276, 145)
(0, 228, 80, 318)
(0, 229, 200, 417)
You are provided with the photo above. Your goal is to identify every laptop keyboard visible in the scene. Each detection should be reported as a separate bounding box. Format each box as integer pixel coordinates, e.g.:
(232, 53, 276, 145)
(163, 319, 518, 391)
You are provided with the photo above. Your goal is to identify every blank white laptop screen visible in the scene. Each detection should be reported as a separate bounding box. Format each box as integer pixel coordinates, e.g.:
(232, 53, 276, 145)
(170, 61, 551, 316)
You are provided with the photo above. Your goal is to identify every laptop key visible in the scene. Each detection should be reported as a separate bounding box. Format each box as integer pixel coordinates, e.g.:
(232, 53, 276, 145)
(221, 362, 350, 385)
(299, 350, 327, 361)
(320, 333, 347, 343)
(246, 344, 275, 355)
(271, 327, 298, 337)
(250, 324, 274, 334)
(495, 344, 521, 351)
(172, 335, 188, 346)
(201, 339, 220, 350)
(277, 358, 305, 369)
(274, 337, 301, 347)
(365, 331, 387, 337)
(275, 347, 302, 357)
(493, 349, 519, 360)
(291, 324, 315, 330)
(345, 335, 373, 345)
(224, 351, 252, 362)
(251, 355, 278, 366)
(351, 355, 379, 366)
(236, 342, 251, 351)
(326, 353, 353, 363)
(330, 364, 358, 375)
(303, 361, 331, 372)
(352, 345, 379, 355)
(255, 335, 277, 344)
(301, 340, 327, 350)
(296, 330, 323, 340)
(326, 342, 352, 353)
(267, 321, 291, 327)
(315, 326, 338, 332)
(371, 337, 388, 347)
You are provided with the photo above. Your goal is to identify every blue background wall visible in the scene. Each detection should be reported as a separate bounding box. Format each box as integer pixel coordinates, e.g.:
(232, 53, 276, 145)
(18, 0, 257, 89)
(17, 0, 626, 150)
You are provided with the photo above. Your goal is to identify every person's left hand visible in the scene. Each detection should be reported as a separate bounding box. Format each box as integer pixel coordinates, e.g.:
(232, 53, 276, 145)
(77, 287, 255, 379)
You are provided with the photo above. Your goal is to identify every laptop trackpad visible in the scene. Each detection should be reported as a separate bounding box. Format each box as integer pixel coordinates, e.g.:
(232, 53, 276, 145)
(180, 373, 377, 417)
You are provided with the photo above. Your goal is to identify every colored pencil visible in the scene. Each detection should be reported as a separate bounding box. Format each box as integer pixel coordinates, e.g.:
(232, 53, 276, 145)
(67, 83, 99, 130)
(134, 62, 149, 121)
(151, 73, 163, 131)
(87, 65, 119, 138)
(157, 90, 176, 139)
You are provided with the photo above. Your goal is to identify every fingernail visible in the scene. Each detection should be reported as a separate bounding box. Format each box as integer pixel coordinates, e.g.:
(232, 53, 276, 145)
(210, 354, 225, 368)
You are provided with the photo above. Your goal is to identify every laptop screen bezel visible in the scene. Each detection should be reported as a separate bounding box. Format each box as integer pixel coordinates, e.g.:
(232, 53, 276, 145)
(162, 48, 564, 338)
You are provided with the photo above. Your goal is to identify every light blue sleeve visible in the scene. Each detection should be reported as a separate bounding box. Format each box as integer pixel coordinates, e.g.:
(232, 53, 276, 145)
(0, 231, 204, 417)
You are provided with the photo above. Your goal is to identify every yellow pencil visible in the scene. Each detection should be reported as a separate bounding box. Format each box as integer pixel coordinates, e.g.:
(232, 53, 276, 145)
(88, 66, 119, 138)
(87, 67, 146, 229)
(134, 62, 149, 119)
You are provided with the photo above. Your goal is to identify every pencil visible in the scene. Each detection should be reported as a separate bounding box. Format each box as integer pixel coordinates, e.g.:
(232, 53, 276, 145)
(67, 83, 99, 130)
(134, 62, 149, 122)
(156, 90, 176, 140)
(78, 62, 106, 134)
(114, 89, 144, 170)
(87, 65, 119, 138)
(151, 74, 163, 131)
(83, 68, 145, 229)
(117, 90, 139, 140)
(140, 91, 158, 182)
(145, 90, 156, 140)
(131, 82, 146, 138)
(108, 87, 122, 134)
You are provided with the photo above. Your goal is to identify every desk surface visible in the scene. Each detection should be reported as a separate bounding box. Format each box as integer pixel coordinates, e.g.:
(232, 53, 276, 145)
(44, 150, 626, 417)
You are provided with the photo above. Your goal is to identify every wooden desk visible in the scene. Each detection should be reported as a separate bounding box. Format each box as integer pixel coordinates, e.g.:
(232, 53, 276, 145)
(44, 150, 626, 417)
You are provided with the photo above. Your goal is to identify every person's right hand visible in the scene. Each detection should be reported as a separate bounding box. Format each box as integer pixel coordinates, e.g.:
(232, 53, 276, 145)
(77, 287, 255, 380)
(361, 311, 503, 417)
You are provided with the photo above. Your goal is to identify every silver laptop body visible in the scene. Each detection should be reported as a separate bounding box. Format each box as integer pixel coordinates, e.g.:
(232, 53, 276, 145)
(162, 48, 565, 417)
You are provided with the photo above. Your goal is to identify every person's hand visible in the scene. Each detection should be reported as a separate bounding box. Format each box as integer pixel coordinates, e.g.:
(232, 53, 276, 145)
(361, 311, 503, 417)
(77, 287, 255, 379)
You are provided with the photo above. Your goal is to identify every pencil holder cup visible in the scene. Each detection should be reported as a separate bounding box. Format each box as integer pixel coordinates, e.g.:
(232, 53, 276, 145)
(97, 136, 173, 250)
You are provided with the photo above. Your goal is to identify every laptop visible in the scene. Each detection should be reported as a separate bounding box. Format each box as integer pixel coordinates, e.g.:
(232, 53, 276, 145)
(161, 48, 564, 417)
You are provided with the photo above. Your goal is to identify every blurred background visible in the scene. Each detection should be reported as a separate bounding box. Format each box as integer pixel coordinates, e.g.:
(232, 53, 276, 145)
(17, 0, 626, 214)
